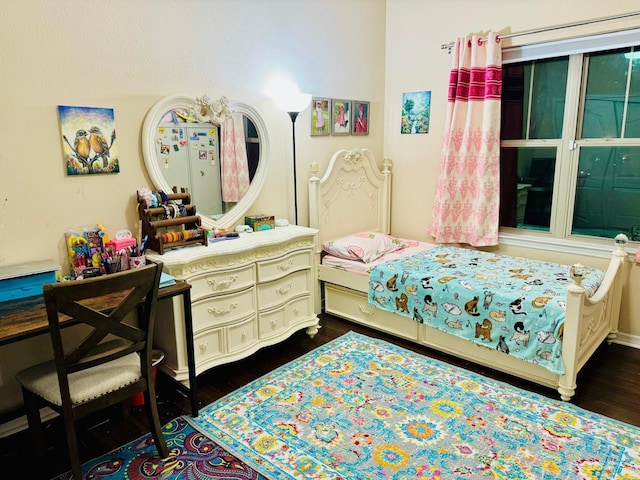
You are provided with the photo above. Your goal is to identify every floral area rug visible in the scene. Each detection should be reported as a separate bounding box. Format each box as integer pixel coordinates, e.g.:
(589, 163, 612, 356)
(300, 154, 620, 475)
(189, 331, 640, 479)
(51, 416, 266, 480)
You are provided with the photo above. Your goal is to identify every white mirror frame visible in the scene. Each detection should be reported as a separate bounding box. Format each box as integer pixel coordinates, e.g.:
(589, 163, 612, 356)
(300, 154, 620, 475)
(141, 93, 269, 229)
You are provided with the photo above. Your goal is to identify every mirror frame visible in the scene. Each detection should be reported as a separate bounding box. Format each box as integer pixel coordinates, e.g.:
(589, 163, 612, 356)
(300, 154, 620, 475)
(141, 93, 269, 229)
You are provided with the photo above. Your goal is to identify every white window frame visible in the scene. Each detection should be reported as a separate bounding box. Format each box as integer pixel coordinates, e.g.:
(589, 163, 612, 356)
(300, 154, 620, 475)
(499, 28, 640, 258)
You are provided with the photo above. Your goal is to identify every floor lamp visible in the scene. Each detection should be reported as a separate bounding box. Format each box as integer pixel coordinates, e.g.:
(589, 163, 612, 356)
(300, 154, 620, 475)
(278, 93, 311, 225)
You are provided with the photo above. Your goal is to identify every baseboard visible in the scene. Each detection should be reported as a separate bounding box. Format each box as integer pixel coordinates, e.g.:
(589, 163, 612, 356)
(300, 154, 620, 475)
(613, 332, 640, 349)
(0, 408, 57, 439)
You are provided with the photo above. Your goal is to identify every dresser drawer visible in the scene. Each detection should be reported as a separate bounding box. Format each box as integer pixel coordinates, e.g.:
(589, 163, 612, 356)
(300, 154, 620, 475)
(191, 287, 257, 331)
(227, 316, 258, 353)
(258, 295, 314, 338)
(193, 327, 224, 366)
(257, 270, 311, 311)
(188, 264, 256, 301)
(257, 249, 311, 283)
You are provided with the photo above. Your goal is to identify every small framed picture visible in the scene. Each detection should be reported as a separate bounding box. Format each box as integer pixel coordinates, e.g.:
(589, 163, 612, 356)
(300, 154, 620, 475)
(331, 99, 351, 135)
(310, 97, 330, 136)
(352, 101, 370, 135)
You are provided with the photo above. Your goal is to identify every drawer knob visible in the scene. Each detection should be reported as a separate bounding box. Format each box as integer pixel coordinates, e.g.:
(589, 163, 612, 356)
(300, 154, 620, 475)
(199, 342, 208, 353)
(208, 275, 238, 291)
(241, 331, 246, 342)
(270, 319, 277, 329)
(276, 283, 292, 296)
(277, 260, 294, 271)
(358, 304, 375, 315)
(208, 302, 238, 316)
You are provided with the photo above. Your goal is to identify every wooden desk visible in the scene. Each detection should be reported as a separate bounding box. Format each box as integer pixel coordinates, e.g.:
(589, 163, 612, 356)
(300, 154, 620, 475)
(0, 280, 199, 417)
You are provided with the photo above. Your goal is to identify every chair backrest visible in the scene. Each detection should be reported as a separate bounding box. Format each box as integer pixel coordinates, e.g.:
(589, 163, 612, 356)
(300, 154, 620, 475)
(43, 261, 163, 406)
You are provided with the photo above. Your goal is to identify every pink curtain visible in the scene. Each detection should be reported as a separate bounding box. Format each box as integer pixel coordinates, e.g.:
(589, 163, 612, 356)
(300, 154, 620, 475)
(221, 112, 250, 203)
(428, 32, 502, 246)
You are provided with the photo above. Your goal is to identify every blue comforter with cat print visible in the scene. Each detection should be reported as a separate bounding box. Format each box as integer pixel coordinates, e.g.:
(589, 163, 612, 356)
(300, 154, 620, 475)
(367, 246, 605, 374)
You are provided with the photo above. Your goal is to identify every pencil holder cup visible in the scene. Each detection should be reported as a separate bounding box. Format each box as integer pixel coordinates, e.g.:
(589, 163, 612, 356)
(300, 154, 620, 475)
(129, 255, 146, 269)
(105, 258, 121, 274)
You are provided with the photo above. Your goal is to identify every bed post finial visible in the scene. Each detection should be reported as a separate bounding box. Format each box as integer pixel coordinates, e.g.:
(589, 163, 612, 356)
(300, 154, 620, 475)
(309, 162, 320, 179)
(614, 233, 629, 257)
(569, 263, 586, 287)
(382, 157, 392, 173)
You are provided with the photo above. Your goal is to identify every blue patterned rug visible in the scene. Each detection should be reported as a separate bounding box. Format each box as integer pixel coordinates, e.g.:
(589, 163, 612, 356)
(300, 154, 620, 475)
(51, 416, 266, 480)
(189, 331, 640, 479)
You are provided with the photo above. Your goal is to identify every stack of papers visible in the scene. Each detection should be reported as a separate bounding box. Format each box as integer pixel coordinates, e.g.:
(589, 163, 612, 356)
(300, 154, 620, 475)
(159, 272, 176, 288)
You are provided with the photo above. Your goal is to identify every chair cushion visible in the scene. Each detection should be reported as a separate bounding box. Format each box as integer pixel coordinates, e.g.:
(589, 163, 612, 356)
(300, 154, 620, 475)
(16, 345, 142, 407)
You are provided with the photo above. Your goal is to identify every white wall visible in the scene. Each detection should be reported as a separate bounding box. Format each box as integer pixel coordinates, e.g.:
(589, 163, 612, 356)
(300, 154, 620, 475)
(0, 0, 386, 416)
(1, 0, 639, 422)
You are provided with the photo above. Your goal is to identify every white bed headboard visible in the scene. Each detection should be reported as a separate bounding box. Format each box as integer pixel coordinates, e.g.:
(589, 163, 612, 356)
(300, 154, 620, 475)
(309, 148, 392, 246)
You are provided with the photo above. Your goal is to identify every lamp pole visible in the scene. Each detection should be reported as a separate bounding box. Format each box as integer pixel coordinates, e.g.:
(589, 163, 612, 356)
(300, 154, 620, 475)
(288, 111, 300, 225)
(268, 83, 310, 225)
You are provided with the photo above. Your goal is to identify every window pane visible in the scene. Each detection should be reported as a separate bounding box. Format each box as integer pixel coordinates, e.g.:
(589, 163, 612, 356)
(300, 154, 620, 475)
(625, 50, 640, 138)
(501, 59, 568, 140)
(500, 147, 556, 231)
(572, 146, 640, 239)
(501, 64, 529, 140)
(581, 49, 630, 139)
(529, 58, 568, 139)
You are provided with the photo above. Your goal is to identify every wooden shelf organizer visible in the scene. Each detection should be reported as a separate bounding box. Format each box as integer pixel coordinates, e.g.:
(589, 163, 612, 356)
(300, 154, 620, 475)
(137, 190, 208, 255)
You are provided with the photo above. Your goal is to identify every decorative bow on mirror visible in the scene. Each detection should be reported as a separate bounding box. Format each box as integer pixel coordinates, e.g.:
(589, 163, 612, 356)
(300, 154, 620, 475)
(192, 95, 231, 124)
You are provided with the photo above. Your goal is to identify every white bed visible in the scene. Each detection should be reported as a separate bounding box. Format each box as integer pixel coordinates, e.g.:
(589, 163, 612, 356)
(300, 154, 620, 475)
(309, 147, 628, 401)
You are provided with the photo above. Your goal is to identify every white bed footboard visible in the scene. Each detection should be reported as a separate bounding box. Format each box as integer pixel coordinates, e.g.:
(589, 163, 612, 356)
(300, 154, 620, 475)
(557, 236, 627, 400)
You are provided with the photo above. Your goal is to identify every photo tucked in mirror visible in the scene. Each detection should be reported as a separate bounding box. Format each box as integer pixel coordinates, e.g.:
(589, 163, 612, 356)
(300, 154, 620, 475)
(142, 94, 269, 229)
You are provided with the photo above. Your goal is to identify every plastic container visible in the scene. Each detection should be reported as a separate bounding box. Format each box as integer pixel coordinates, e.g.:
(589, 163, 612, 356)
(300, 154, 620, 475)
(0, 260, 60, 302)
(130, 350, 164, 406)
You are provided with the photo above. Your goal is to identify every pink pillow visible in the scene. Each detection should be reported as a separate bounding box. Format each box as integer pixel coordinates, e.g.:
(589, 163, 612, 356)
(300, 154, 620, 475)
(387, 235, 420, 250)
(322, 232, 400, 263)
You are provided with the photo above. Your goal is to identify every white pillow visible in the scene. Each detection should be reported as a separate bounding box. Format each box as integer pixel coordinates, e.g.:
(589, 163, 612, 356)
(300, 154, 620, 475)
(322, 232, 400, 263)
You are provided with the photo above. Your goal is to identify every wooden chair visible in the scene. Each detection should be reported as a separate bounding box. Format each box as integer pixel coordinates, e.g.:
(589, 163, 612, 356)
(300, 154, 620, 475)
(15, 261, 169, 479)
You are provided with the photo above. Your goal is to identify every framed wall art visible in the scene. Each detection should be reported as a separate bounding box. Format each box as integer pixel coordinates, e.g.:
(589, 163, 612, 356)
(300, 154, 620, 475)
(310, 97, 330, 136)
(58, 105, 119, 175)
(352, 100, 370, 135)
(331, 99, 351, 135)
(401, 90, 431, 134)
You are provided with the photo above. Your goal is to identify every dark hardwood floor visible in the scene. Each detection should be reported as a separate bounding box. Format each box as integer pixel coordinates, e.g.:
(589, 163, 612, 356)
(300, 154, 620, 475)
(2, 313, 640, 479)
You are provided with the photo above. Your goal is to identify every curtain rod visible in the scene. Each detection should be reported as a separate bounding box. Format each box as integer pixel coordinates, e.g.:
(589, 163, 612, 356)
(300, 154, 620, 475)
(441, 11, 640, 52)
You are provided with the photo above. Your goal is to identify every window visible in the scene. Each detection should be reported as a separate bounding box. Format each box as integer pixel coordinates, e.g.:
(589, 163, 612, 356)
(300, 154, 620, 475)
(499, 30, 640, 244)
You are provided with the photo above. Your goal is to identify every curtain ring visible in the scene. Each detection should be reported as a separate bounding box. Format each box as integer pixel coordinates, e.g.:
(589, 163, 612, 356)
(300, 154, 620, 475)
(496, 35, 501, 44)
(467, 39, 472, 48)
(477, 38, 484, 46)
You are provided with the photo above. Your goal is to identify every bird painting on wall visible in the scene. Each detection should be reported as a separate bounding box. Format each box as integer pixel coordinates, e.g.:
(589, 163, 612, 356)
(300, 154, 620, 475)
(89, 125, 115, 168)
(58, 105, 119, 175)
(73, 129, 91, 167)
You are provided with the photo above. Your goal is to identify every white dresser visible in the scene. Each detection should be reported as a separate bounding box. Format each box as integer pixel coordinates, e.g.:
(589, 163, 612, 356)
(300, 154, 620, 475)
(146, 226, 320, 385)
